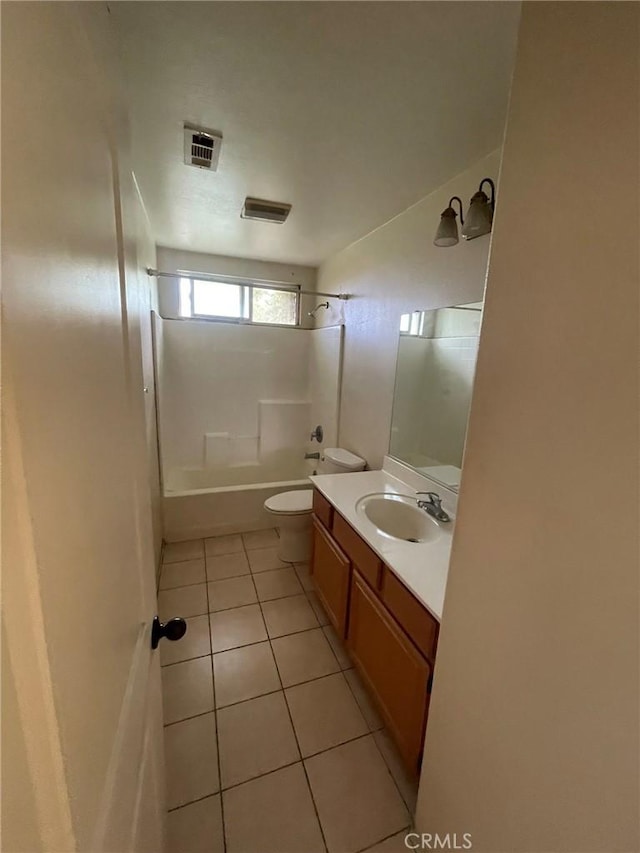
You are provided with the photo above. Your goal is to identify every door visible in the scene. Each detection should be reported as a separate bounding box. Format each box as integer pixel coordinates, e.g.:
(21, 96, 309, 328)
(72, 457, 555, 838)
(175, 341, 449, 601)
(2, 4, 165, 851)
(348, 571, 431, 774)
(312, 518, 351, 636)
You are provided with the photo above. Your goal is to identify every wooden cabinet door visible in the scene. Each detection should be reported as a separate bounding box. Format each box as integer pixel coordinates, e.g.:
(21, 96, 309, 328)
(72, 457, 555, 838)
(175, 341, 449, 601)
(311, 518, 351, 636)
(348, 571, 431, 774)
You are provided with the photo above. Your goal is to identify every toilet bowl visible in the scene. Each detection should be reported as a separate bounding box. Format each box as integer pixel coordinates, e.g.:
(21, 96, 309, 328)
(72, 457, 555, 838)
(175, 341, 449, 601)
(264, 448, 366, 563)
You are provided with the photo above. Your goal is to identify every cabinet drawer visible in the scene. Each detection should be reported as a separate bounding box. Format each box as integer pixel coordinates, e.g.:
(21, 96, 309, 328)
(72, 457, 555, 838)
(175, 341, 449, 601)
(311, 518, 351, 637)
(312, 489, 334, 530)
(348, 570, 430, 774)
(333, 513, 383, 591)
(381, 568, 439, 661)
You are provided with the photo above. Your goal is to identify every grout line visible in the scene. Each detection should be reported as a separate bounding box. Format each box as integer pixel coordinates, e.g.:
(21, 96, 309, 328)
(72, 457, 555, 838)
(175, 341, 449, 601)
(219, 728, 373, 793)
(161, 545, 205, 566)
(163, 530, 411, 849)
(205, 554, 227, 853)
(218, 757, 302, 795)
(298, 729, 373, 764)
(164, 708, 215, 728)
(167, 791, 222, 814)
(207, 589, 305, 616)
(355, 825, 413, 853)
(342, 669, 384, 735)
(159, 578, 207, 592)
(161, 651, 212, 669)
(248, 539, 330, 853)
(370, 730, 417, 818)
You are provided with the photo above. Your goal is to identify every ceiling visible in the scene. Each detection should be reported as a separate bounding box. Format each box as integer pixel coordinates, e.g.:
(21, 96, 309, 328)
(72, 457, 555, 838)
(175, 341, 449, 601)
(114, 2, 520, 267)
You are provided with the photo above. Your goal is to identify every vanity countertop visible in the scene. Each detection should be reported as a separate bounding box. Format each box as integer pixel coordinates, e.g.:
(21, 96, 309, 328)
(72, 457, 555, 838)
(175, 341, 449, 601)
(309, 468, 454, 622)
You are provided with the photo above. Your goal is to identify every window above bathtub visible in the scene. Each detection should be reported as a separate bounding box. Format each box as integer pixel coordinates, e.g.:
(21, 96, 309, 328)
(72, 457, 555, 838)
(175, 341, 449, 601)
(178, 276, 300, 327)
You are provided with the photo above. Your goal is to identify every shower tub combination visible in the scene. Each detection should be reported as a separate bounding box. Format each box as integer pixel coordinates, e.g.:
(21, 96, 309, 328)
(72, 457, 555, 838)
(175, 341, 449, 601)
(154, 313, 344, 542)
(162, 459, 315, 542)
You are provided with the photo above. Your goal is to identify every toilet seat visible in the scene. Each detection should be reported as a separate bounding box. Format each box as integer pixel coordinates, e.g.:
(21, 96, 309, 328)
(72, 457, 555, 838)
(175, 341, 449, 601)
(264, 489, 313, 516)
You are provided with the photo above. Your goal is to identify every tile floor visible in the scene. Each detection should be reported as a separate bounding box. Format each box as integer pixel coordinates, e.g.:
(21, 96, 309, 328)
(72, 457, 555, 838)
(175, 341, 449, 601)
(160, 529, 417, 853)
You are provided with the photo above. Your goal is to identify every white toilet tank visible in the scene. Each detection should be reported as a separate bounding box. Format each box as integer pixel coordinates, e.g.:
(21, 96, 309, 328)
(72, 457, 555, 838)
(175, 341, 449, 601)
(318, 447, 366, 475)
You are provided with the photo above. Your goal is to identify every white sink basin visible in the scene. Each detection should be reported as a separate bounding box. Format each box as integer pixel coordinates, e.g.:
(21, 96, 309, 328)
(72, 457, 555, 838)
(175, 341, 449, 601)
(355, 493, 442, 543)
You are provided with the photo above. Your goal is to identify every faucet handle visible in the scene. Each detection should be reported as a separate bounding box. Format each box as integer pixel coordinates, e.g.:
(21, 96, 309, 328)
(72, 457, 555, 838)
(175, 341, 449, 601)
(416, 491, 442, 507)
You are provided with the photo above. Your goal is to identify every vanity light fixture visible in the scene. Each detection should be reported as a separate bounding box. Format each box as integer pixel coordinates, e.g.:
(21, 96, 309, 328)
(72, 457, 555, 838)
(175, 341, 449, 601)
(434, 178, 496, 246)
(433, 196, 464, 247)
(461, 177, 495, 240)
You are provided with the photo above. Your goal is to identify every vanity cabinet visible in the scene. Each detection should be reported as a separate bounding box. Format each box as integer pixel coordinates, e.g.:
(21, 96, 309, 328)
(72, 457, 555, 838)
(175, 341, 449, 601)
(311, 518, 350, 636)
(349, 571, 431, 771)
(310, 487, 440, 775)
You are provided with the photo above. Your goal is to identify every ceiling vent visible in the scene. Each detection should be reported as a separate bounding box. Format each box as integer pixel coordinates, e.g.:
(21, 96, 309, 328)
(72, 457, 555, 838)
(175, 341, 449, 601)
(183, 124, 222, 171)
(241, 197, 292, 224)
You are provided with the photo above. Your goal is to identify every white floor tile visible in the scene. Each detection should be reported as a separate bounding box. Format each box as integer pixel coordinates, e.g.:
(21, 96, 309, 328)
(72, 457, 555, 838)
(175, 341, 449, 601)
(323, 624, 351, 669)
(166, 795, 224, 853)
(223, 763, 324, 853)
(158, 584, 208, 621)
(261, 594, 319, 638)
(205, 534, 243, 557)
(205, 551, 250, 582)
(373, 729, 419, 814)
(160, 614, 211, 666)
(164, 539, 205, 564)
(207, 576, 257, 612)
(305, 735, 410, 853)
(165, 712, 219, 808)
(253, 567, 303, 601)
(217, 692, 300, 788)
(162, 657, 214, 725)
(242, 528, 279, 550)
(247, 545, 290, 573)
(160, 559, 206, 590)
(285, 673, 368, 757)
(209, 605, 267, 653)
(213, 642, 281, 708)
(271, 627, 340, 687)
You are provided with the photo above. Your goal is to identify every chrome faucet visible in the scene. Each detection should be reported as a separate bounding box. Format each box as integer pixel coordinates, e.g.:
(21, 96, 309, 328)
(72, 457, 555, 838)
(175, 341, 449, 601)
(416, 492, 451, 522)
(305, 452, 320, 460)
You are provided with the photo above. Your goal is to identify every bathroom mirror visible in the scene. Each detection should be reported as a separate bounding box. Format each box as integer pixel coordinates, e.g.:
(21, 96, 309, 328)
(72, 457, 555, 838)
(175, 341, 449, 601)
(389, 301, 483, 490)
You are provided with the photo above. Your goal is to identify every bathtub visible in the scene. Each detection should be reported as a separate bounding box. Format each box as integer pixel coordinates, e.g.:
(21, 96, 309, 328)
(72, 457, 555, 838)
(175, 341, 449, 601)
(162, 460, 314, 542)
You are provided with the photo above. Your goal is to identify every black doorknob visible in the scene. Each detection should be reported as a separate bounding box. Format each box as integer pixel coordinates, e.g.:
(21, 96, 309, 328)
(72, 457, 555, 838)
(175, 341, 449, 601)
(151, 615, 187, 650)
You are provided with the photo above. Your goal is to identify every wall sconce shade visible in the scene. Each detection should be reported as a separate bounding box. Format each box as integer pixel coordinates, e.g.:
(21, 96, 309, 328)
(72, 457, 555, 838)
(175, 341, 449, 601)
(461, 178, 495, 241)
(434, 196, 464, 247)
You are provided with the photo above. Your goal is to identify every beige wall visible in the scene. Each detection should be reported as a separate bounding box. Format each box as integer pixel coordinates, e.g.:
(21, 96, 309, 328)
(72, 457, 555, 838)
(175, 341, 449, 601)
(417, 4, 639, 851)
(317, 150, 499, 469)
(2, 3, 164, 848)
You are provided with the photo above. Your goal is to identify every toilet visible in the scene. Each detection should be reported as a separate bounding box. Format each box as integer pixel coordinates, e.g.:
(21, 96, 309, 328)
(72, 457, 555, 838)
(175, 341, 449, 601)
(264, 448, 367, 563)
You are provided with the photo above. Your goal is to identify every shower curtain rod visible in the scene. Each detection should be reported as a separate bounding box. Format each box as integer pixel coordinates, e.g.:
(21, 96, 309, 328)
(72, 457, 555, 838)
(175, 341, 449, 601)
(147, 268, 351, 301)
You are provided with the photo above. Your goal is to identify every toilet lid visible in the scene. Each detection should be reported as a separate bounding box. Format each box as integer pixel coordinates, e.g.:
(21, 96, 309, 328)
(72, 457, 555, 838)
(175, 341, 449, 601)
(265, 489, 314, 515)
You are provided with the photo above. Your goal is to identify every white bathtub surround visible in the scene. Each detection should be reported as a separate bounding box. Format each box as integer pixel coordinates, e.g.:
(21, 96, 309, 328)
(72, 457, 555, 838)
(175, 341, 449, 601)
(259, 400, 311, 462)
(154, 309, 345, 535)
(155, 319, 344, 485)
(157, 318, 311, 475)
(310, 457, 458, 621)
(309, 326, 344, 450)
(163, 481, 312, 542)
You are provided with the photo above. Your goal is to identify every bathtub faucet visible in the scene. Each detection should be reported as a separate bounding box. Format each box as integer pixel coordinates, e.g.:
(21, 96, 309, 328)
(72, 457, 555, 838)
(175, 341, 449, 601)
(305, 452, 320, 460)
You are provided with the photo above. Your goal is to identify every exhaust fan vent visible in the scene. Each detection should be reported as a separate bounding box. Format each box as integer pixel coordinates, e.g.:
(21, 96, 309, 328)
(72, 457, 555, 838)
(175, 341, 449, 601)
(241, 197, 292, 224)
(183, 124, 222, 171)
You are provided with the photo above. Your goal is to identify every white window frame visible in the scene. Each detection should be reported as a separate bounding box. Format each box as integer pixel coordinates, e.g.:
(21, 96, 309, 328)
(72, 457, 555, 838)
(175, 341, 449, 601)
(178, 275, 301, 328)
